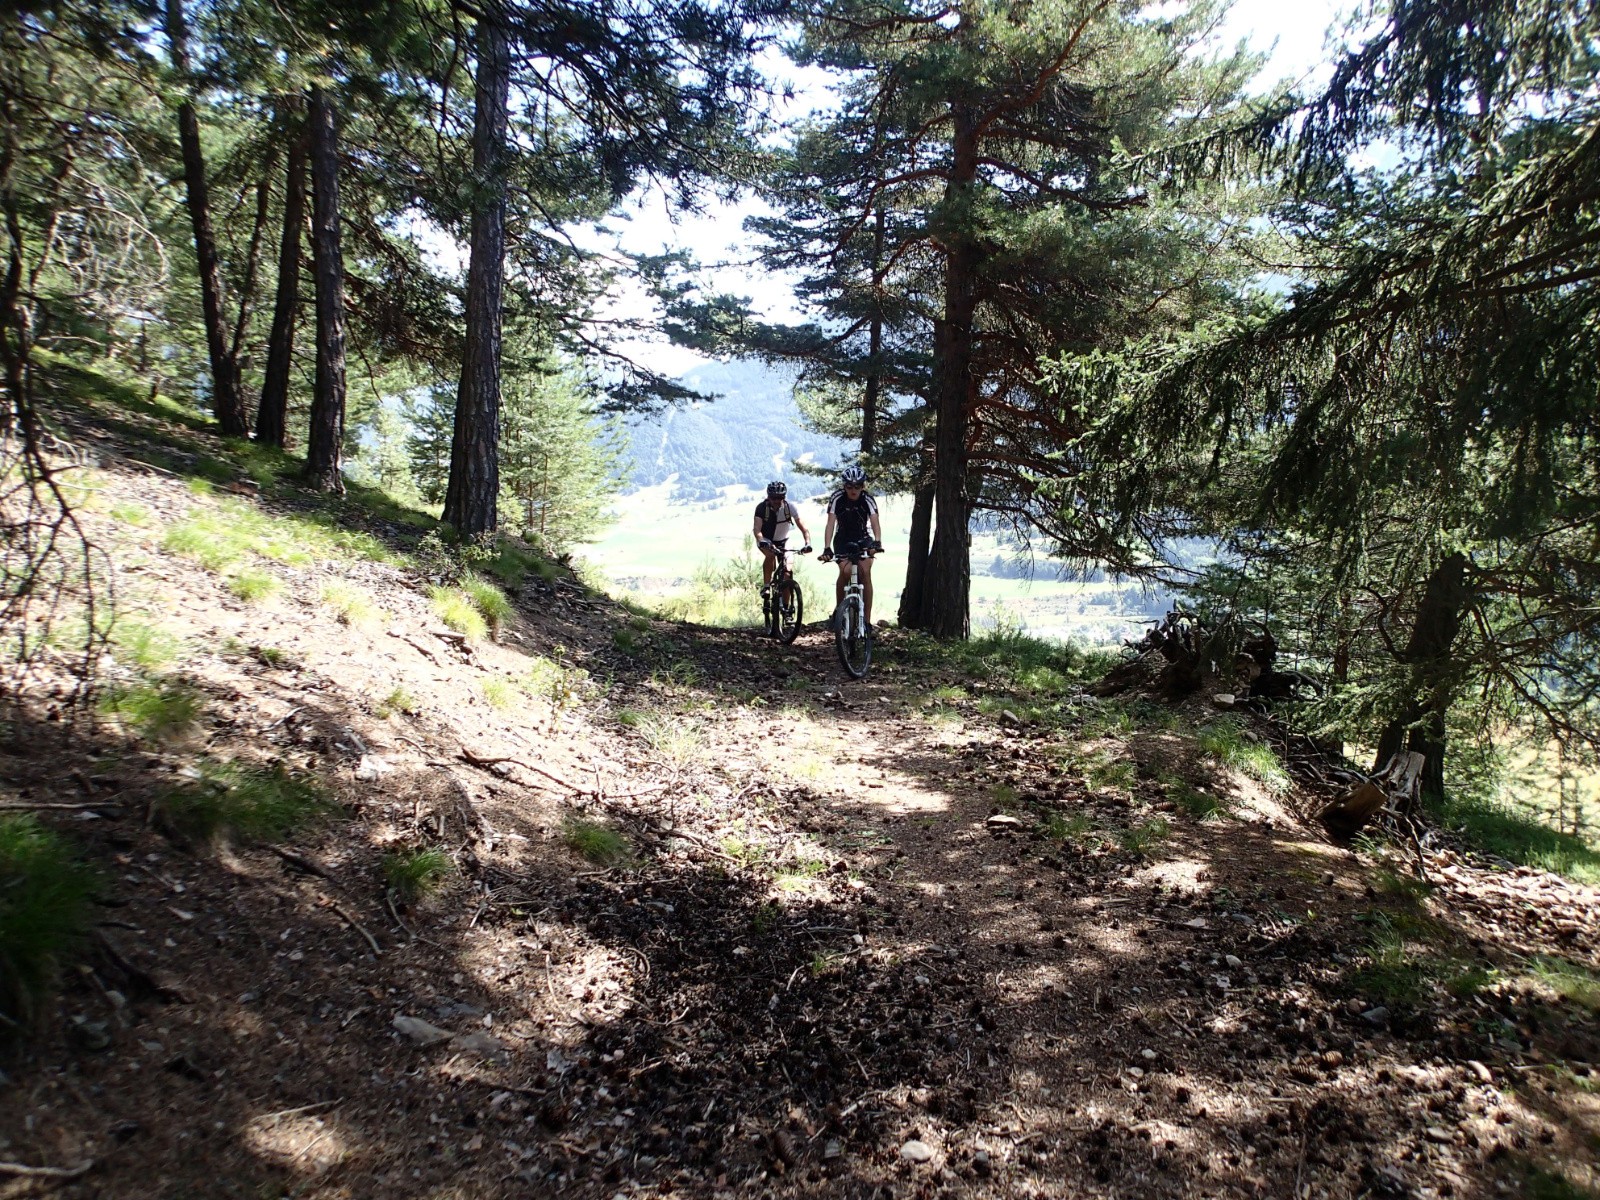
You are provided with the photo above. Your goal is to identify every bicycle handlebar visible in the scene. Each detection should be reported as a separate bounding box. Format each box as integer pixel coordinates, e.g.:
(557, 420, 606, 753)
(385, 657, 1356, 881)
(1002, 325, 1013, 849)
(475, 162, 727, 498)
(823, 541, 884, 561)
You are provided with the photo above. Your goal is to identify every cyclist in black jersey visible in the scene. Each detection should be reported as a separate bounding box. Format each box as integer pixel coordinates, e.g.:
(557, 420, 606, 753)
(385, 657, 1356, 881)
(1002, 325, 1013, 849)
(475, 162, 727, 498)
(818, 465, 883, 625)
(752, 481, 812, 596)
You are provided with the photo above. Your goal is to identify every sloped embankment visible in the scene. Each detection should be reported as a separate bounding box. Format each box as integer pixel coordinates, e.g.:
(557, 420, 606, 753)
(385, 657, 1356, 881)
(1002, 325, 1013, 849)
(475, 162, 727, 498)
(2, 371, 1598, 1199)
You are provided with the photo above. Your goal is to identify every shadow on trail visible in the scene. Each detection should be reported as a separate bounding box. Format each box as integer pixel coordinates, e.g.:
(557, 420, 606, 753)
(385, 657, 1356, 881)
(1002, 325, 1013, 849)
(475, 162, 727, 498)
(7, 372, 1595, 1197)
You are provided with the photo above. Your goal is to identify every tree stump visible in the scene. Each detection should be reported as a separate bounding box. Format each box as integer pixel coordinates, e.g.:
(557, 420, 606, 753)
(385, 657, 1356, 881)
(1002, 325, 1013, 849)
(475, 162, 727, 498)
(1319, 751, 1425, 839)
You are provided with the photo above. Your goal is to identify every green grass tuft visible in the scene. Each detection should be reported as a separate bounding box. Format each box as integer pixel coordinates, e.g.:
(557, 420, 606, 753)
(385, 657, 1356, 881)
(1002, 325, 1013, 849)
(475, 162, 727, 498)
(98, 679, 203, 741)
(1349, 914, 1430, 1006)
(1529, 956, 1600, 1012)
(108, 618, 183, 671)
(525, 656, 590, 711)
(376, 686, 417, 718)
(481, 676, 518, 711)
(320, 581, 385, 628)
(382, 847, 454, 902)
(430, 586, 489, 640)
(561, 816, 630, 865)
(226, 569, 280, 603)
(163, 518, 243, 571)
(751, 901, 783, 936)
(461, 573, 513, 632)
(1170, 779, 1229, 821)
(0, 815, 96, 1028)
(251, 644, 291, 669)
(1045, 810, 1096, 842)
(1117, 817, 1171, 856)
(1087, 754, 1137, 795)
(159, 761, 335, 845)
(1198, 718, 1291, 793)
(633, 714, 703, 768)
(108, 501, 151, 526)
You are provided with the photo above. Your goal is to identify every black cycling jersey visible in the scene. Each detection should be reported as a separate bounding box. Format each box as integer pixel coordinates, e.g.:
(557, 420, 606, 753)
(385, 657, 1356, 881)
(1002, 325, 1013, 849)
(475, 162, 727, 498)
(826, 489, 878, 550)
(754, 499, 796, 542)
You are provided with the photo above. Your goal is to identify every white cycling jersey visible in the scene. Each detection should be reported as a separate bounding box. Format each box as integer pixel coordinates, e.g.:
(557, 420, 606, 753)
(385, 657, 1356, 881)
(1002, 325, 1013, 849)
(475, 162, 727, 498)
(755, 499, 798, 544)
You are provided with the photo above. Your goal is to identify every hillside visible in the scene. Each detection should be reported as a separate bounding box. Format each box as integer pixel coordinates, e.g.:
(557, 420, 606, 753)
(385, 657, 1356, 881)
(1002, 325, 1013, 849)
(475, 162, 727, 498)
(2, 362, 1599, 1200)
(624, 360, 850, 499)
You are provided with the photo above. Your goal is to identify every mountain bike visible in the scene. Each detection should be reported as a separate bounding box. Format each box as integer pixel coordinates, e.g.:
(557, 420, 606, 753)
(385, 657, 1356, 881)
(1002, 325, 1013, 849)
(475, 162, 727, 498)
(828, 540, 879, 679)
(760, 539, 810, 644)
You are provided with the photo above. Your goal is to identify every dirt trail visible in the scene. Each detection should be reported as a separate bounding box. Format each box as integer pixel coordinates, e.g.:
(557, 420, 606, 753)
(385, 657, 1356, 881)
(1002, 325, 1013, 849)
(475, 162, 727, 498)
(3, 390, 1599, 1199)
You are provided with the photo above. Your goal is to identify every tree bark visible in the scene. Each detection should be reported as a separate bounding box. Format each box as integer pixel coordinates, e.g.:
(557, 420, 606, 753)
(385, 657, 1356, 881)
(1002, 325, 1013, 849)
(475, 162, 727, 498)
(166, 0, 248, 437)
(1374, 551, 1470, 802)
(920, 106, 979, 639)
(1, 190, 28, 434)
(258, 120, 306, 448)
(861, 207, 885, 455)
(897, 461, 934, 629)
(442, 17, 511, 538)
(302, 85, 346, 493)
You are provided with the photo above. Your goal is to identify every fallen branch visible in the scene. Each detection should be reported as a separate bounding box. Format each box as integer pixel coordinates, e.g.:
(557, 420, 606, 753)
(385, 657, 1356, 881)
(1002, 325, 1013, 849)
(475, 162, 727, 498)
(651, 825, 740, 863)
(386, 628, 441, 664)
(268, 845, 333, 879)
(321, 898, 381, 956)
(251, 1098, 344, 1124)
(0, 1159, 94, 1180)
(385, 890, 414, 940)
(93, 930, 191, 1002)
(459, 747, 580, 793)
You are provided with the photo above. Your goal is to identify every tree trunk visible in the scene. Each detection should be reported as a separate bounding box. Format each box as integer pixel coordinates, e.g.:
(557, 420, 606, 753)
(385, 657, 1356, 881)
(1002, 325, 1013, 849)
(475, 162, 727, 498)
(442, 17, 511, 538)
(898, 468, 934, 629)
(258, 120, 306, 448)
(1374, 551, 1470, 802)
(920, 107, 979, 639)
(1, 195, 27, 434)
(302, 85, 346, 493)
(861, 207, 885, 455)
(166, 0, 248, 437)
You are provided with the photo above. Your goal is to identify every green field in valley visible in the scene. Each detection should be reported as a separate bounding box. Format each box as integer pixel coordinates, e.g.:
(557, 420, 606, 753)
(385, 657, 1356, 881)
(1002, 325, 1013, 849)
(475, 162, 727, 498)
(580, 481, 1169, 646)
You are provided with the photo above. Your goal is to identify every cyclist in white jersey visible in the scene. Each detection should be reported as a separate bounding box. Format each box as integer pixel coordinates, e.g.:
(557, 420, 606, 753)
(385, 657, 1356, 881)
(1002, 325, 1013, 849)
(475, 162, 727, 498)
(752, 481, 812, 596)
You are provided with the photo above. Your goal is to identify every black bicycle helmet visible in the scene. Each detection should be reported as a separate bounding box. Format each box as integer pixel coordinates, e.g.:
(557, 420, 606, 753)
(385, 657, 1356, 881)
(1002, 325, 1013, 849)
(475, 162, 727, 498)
(766, 480, 787, 497)
(841, 465, 867, 486)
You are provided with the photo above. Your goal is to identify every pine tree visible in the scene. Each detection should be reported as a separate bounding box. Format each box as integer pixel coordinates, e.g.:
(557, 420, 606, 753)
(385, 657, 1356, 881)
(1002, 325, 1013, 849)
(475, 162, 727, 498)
(1053, 0, 1600, 796)
(499, 365, 624, 550)
(749, 0, 1261, 637)
(404, 386, 457, 507)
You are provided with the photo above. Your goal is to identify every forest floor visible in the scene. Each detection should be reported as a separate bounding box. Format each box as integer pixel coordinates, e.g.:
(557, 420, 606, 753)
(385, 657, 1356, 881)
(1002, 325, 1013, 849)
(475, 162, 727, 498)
(2, 362, 1599, 1200)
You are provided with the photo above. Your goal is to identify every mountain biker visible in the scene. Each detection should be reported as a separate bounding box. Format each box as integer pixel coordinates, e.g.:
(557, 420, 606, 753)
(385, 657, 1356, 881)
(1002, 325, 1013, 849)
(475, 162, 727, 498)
(753, 481, 812, 596)
(819, 465, 884, 626)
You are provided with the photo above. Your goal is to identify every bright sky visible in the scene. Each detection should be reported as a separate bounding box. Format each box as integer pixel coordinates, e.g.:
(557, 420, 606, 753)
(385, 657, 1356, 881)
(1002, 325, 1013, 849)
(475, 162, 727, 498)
(596, 0, 1354, 376)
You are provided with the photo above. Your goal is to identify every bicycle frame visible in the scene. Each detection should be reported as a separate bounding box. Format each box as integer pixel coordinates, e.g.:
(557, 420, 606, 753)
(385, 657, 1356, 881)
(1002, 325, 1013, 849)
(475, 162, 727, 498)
(841, 559, 866, 631)
(832, 542, 876, 678)
(762, 540, 807, 643)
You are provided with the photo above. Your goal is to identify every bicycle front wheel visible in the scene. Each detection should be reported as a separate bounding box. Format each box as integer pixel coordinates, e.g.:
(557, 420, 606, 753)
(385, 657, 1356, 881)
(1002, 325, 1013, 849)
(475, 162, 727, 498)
(836, 599, 872, 678)
(777, 579, 803, 644)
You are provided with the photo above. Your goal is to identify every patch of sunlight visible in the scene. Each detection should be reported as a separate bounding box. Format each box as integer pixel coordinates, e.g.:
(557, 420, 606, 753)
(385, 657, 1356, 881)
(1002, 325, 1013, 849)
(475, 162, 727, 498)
(1280, 839, 1344, 859)
(1130, 859, 1213, 891)
(242, 1112, 352, 1174)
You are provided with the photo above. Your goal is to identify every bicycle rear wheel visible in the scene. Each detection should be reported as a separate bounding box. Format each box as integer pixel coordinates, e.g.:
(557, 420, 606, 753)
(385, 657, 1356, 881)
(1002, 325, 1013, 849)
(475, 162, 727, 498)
(836, 598, 872, 678)
(777, 578, 803, 643)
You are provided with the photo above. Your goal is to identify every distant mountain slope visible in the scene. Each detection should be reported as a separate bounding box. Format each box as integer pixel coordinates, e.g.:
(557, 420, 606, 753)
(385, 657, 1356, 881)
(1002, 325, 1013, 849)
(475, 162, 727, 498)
(625, 360, 851, 499)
